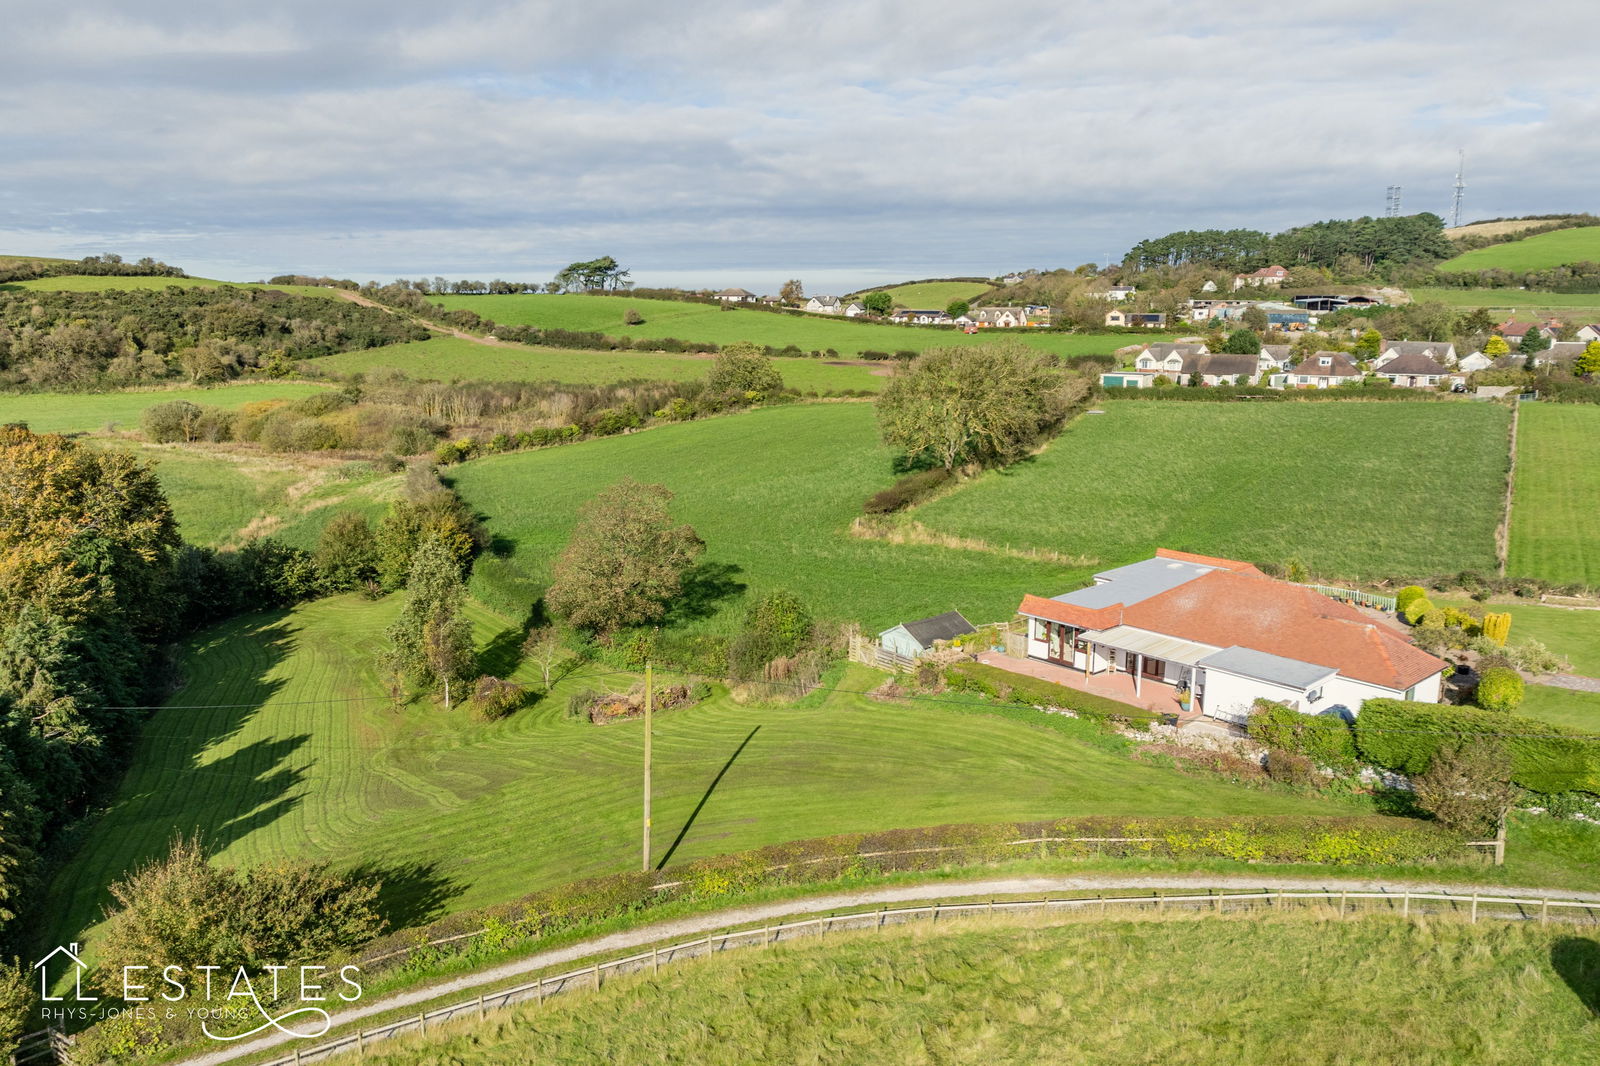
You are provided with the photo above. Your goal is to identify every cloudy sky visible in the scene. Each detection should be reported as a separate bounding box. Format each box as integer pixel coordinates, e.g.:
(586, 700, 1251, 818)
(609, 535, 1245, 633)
(2, 1, 1597, 291)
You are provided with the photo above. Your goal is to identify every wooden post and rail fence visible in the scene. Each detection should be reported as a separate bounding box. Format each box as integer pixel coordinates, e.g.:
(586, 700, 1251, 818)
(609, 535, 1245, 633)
(24, 884, 1595, 1066)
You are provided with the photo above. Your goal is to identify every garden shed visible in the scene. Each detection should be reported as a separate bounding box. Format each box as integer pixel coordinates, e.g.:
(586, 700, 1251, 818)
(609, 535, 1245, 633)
(879, 610, 977, 659)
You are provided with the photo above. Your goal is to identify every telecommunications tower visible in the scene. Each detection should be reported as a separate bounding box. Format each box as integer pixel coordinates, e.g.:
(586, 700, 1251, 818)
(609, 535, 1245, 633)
(1451, 150, 1466, 228)
(1385, 186, 1403, 217)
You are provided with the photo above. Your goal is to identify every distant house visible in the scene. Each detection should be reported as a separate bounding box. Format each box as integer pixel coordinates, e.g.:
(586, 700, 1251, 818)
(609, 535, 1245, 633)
(971, 307, 1028, 328)
(1200, 279, 1219, 292)
(1012, 549, 1446, 723)
(1001, 273, 1024, 285)
(715, 288, 759, 303)
(1375, 351, 1450, 388)
(1457, 350, 1495, 373)
(804, 295, 842, 314)
(1287, 351, 1362, 388)
(1024, 303, 1052, 325)
(1105, 309, 1130, 327)
(843, 301, 867, 317)
(890, 308, 952, 325)
(1374, 340, 1457, 369)
(1495, 319, 1555, 346)
(1232, 265, 1289, 290)
(1180, 352, 1261, 386)
(1576, 324, 1600, 343)
(1102, 285, 1136, 302)
(1258, 344, 1293, 371)
(879, 611, 976, 659)
(1134, 343, 1208, 374)
(1266, 310, 1311, 330)
(1129, 312, 1167, 328)
(1292, 294, 1349, 313)
(1534, 341, 1589, 370)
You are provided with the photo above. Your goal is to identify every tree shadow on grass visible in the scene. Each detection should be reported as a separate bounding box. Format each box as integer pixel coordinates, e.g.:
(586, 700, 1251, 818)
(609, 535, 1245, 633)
(346, 859, 465, 932)
(476, 598, 551, 678)
(1552, 938, 1600, 1016)
(659, 561, 746, 627)
(656, 726, 760, 870)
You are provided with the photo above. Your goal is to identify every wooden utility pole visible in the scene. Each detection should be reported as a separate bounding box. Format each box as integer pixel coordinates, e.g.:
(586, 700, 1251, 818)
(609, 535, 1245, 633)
(642, 662, 653, 872)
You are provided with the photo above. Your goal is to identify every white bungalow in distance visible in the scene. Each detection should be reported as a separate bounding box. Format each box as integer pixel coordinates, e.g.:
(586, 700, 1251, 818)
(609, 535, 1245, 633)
(1012, 550, 1445, 724)
(804, 295, 843, 314)
(715, 288, 759, 303)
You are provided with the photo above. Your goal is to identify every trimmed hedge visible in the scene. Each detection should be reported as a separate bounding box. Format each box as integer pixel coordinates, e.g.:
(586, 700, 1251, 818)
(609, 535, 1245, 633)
(1355, 698, 1600, 793)
(1246, 700, 1357, 771)
(946, 661, 1157, 725)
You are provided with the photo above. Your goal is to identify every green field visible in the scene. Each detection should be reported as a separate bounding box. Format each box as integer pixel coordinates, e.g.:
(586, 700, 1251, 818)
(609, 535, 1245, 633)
(3, 274, 338, 298)
(97, 442, 302, 547)
(41, 597, 1343, 958)
(870, 279, 993, 308)
(357, 913, 1600, 1066)
(1440, 226, 1600, 272)
(0, 382, 331, 434)
(1405, 287, 1600, 320)
(429, 293, 1158, 359)
(1519, 685, 1600, 732)
(1509, 404, 1600, 586)
(912, 401, 1511, 580)
(452, 403, 1083, 632)
(312, 336, 887, 392)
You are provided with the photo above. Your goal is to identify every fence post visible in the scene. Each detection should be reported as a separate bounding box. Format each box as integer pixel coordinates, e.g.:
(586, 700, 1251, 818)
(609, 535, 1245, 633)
(1471, 893, 1479, 924)
(653, 945, 659, 971)
(1541, 898, 1550, 924)
(932, 904, 939, 925)
(1156, 892, 1163, 913)
(537, 976, 546, 1003)
(1339, 890, 1346, 917)
(594, 963, 602, 990)
(418, 1012, 427, 1036)
(478, 993, 485, 1019)
(357, 1029, 364, 1054)
(878, 907, 886, 929)
(295, 1049, 302, 1066)
(1213, 890, 1221, 914)
(1402, 890, 1410, 918)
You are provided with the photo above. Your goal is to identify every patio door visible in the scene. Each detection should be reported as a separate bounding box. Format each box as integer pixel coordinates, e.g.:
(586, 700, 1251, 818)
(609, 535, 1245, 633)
(1046, 624, 1067, 663)
(1141, 657, 1164, 679)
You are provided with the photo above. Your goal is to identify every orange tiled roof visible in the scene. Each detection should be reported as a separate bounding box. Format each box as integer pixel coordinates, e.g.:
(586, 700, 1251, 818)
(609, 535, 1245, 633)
(1121, 569, 1443, 690)
(1153, 548, 1262, 574)
(1018, 594, 1123, 630)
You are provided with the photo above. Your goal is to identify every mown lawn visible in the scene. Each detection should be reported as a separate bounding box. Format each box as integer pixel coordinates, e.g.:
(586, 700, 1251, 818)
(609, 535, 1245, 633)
(40, 598, 1342, 962)
(357, 912, 1600, 1066)
(913, 401, 1511, 579)
(0, 382, 331, 434)
(452, 403, 1085, 632)
(429, 293, 1160, 359)
(1509, 404, 1600, 587)
(1441, 598, 1600, 677)
(311, 336, 888, 392)
(1439, 225, 1600, 272)
(1519, 685, 1600, 732)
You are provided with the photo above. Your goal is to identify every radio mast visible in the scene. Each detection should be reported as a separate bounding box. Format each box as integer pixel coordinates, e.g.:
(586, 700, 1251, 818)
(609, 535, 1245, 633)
(1385, 186, 1403, 217)
(1451, 150, 1466, 228)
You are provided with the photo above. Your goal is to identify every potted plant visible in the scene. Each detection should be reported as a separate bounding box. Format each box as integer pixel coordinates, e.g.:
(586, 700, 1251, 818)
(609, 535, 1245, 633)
(1176, 687, 1192, 711)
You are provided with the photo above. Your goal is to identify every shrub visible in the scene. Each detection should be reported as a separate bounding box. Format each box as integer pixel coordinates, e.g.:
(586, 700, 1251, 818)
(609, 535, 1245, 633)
(1418, 607, 1447, 629)
(314, 512, 378, 590)
(623, 308, 644, 325)
(586, 407, 642, 436)
(863, 467, 951, 514)
(1354, 698, 1600, 793)
(1395, 586, 1428, 613)
(1401, 597, 1434, 625)
(1504, 639, 1566, 674)
(470, 676, 525, 720)
(141, 399, 204, 442)
(1265, 749, 1315, 786)
(566, 688, 600, 721)
(1481, 611, 1512, 646)
(1246, 700, 1357, 771)
(1475, 667, 1525, 712)
(1412, 741, 1518, 836)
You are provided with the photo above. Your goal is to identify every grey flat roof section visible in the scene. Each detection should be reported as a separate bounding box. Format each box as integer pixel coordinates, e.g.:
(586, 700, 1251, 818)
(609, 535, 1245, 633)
(1054, 557, 1214, 609)
(1198, 646, 1337, 690)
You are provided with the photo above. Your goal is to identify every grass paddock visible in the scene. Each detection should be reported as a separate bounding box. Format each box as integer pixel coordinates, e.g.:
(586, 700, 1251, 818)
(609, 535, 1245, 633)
(350, 910, 1600, 1065)
(1509, 404, 1600, 587)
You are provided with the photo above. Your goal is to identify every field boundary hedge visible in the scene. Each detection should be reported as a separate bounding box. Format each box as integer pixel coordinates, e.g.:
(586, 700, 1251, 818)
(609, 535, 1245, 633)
(353, 814, 1467, 974)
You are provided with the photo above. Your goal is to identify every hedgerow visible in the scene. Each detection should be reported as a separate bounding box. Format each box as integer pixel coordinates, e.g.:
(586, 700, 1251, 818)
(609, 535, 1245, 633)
(945, 661, 1156, 728)
(1246, 700, 1358, 771)
(1354, 698, 1600, 793)
(355, 814, 1468, 977)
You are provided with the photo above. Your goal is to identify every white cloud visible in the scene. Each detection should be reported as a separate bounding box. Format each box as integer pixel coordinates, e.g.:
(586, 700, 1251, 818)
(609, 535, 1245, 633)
(1, 0, 1597, 284)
